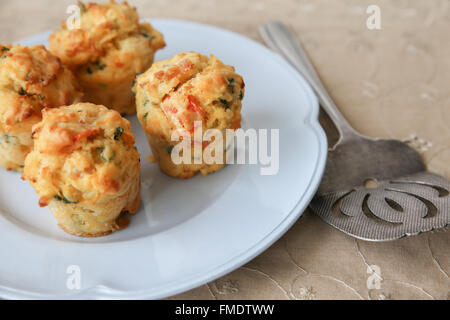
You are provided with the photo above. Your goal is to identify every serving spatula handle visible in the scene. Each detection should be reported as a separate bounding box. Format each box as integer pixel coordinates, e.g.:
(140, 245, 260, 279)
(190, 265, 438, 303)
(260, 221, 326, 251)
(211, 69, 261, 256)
(259, 21, 360, 144)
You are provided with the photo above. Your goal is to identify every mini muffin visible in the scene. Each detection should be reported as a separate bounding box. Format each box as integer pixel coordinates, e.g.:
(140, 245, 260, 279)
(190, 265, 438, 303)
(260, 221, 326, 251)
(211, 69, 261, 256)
(49, 0, 165, 115)
(134, 52, 245, 178)
(22, 103, 141, 237)
(0, 44, 82, 172)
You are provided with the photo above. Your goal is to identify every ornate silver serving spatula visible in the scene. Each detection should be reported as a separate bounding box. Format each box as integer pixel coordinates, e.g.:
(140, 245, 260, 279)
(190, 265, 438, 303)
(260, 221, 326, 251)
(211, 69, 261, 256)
(260, 22, 450, 241)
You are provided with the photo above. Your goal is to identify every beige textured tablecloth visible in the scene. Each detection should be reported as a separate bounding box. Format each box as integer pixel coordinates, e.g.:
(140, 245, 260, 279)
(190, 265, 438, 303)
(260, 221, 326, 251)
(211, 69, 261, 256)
(1, 0, 449, 300)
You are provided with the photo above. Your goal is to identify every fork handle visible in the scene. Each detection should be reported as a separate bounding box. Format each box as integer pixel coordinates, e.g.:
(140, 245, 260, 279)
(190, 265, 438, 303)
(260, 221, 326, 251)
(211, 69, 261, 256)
(259, 21, 360, 143)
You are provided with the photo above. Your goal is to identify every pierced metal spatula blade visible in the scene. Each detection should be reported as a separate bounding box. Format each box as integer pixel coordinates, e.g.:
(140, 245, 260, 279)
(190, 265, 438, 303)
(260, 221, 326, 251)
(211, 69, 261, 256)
(260, 21, 450, 241)
(310, 137, 450, 241)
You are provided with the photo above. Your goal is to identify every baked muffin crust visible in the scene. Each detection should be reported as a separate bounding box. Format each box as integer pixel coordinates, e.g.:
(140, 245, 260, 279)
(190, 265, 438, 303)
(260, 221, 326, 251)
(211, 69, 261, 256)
(134, 52, 244, 178)
(23, 103, 141, 237)
(49, 0, 165, 114)
(0, 44, 82, 171)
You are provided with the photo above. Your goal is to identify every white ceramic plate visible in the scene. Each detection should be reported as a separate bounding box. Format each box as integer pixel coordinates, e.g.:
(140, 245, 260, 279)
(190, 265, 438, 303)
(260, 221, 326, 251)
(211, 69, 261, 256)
(0, 19, 327, 299)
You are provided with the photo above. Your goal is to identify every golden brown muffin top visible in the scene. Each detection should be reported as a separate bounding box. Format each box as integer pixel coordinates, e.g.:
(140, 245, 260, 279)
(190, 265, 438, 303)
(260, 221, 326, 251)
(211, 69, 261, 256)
(0, 44, 82, 133)
(48, 0, 165, 69)
(22, 103, 140, 207)
(135, 52, 245, 136)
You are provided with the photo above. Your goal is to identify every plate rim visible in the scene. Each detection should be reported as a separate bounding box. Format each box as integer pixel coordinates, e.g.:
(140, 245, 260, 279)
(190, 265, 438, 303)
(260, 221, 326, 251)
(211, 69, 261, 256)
(0, 18, 327, 299)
